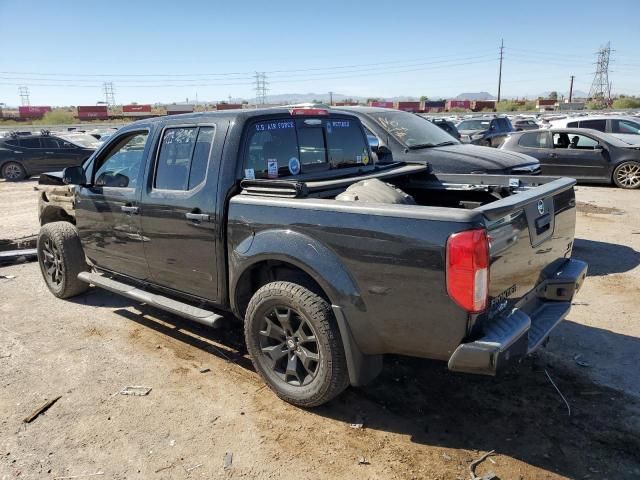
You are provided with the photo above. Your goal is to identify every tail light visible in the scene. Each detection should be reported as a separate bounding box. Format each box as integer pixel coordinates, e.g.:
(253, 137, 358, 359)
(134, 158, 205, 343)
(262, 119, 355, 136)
(289, 108, 329, 116)
(446, 229, 490, 313)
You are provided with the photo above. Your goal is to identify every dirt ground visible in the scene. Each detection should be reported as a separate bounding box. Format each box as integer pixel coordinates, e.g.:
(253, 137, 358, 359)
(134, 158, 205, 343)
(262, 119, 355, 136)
(1, 179, 639, 479)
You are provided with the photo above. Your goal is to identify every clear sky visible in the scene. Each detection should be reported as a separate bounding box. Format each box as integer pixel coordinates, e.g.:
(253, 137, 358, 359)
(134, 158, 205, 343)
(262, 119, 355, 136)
(0, 0, 638, 106)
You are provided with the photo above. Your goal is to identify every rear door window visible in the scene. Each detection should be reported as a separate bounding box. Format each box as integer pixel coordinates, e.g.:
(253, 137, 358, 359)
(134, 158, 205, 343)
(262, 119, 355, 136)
(41, 138, 61, 149)
(612, 119, 640, 134)
(567, 121, 579, 127)
(20, 138, 41, 148)
(518, 132, 550, 148)
(244, 117, 369, 179)
(155, 126, 213, 190)
(579, 119, 606, 132)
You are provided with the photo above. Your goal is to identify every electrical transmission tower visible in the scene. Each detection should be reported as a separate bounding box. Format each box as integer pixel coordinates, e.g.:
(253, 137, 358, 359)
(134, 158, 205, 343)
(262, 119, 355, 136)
(18, 86, 30, 106)
(588, 42, 612, 101)
(103, 82, 116, 106)
(254, 72, 269, 104)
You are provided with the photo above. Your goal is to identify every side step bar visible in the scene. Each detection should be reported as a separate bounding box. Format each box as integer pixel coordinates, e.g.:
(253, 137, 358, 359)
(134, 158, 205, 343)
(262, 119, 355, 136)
(77, 272, 223, 328)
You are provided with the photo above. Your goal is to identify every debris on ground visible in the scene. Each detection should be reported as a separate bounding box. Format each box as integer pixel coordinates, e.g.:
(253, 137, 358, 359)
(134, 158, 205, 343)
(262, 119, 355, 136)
(224, 451, 233, 469)
(0, 352, 11, 359)
(154, 464, 175, 473)
(0, 248, 37, 265)
(442, 452, 452, 461)
(199, 367, 211, 373)
(469, 450, 497, 480)
(23, 395, 62, 423)
(119, 386, 152, 396)
(545, 369, 571, 416)
(53, 471, 104, 479)
(184, 463, 202, 473)
(358, 457, 370, 465)
(0, 274, 16, 281)
(350, 415, 365, 429)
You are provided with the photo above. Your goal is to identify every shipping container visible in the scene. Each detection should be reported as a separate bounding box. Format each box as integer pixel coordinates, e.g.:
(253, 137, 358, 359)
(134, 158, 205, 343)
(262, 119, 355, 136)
(334, 102, 359, 106)
(471, 100, 496, 112)
(19, 106, 52, 119)
(166, 104, 195, 115)
(369, 101, 394, 108)
(422, 100, 446, 108)
(395, 101, 421, 112)
(424, 107, 445, 113)
(122, 104, 152, 117)
(215, 103, 243, 111)
(445, 100, 472, 111)
(77, 105, 109, 120)
(536, 99, 557, 106)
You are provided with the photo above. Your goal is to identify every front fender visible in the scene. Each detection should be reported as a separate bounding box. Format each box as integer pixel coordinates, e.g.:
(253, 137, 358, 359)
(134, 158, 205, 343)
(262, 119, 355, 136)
(229, 228, 364, 314)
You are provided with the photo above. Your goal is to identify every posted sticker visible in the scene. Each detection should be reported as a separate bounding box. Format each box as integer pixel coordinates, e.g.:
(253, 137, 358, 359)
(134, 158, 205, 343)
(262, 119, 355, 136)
(267, 159, 279, 178)
(362, 153, 370, 165)
(244, 168, 255, 180)
(288, 157, 301, 175)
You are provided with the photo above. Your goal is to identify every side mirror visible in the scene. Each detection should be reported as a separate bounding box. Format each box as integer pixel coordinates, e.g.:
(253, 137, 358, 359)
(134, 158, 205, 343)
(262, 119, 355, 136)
(594, 144, 604, 151)
(62, 165, 86, 185)
(367, 134, 380, 152)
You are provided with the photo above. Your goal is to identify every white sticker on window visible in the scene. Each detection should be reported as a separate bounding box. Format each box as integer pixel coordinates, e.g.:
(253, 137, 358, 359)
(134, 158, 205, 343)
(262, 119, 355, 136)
(244, 168, 255, 180)
(509, 178, 520, 187)
(267, 159, 278, 179)
(356, 155, 362, 163)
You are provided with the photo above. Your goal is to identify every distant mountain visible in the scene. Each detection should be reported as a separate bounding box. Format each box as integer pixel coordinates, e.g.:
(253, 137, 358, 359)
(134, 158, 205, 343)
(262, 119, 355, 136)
(455, 92, 496, 101)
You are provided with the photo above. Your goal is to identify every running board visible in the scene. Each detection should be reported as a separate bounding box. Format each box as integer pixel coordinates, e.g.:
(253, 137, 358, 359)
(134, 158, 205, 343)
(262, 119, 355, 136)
(77, 271, 223, 328)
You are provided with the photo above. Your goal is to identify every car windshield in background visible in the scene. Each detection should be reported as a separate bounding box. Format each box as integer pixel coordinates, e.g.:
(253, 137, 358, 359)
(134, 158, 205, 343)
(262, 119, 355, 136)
(372, 111, 458, 148)
(458, 120, 491, 130)
(59, 134, 101, 148)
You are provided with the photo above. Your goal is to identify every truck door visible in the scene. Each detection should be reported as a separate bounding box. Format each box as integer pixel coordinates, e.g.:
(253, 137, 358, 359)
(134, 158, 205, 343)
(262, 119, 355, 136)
(139, 124, 221, 301)
(75, 129, 151, 279)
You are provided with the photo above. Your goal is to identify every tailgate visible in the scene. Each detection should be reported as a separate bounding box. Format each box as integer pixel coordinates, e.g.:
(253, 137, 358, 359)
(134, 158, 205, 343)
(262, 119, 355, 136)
(476, 177, 577, 319)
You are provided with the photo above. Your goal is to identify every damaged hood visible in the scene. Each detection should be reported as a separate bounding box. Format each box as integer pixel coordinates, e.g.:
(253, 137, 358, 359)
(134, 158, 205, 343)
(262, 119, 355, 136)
(403, 144, 540, 174)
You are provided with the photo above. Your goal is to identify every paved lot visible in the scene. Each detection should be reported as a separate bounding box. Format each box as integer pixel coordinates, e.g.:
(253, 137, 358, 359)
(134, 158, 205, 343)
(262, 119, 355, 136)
(1, 181, 639, 479)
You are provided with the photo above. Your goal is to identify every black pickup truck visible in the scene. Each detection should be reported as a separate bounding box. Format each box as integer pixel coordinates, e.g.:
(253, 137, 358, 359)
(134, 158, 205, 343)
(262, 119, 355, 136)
(37, 107, 587, 407)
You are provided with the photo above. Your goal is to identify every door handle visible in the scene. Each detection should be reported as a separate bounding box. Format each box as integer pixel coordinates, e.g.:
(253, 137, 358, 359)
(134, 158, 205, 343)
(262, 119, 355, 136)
(185, 212, 210, 222)
(45, 151, 54, 155)
(121, 205, 139, 215)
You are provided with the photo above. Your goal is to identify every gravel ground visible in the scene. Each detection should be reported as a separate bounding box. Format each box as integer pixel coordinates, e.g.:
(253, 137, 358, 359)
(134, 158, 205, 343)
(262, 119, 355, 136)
(0, 182, 639, 479)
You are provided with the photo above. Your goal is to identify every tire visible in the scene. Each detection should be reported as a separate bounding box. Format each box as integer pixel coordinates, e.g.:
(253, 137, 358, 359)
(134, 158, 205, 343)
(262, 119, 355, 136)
(37, 222, 89, 299)
(612, 161, 640, 189)
(244, 281, 349, 407)
(1, 162, 27, 181)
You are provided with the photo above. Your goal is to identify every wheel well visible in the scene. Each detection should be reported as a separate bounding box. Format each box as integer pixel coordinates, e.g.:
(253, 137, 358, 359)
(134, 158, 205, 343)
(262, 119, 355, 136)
(40, 205, 75, 226)
(234, 260, 329, 319)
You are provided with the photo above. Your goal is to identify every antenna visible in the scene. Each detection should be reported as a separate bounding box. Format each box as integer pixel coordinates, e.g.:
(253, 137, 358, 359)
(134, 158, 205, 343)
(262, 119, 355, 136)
(18, 86, 30, 106)
(588, 42, 612, 102)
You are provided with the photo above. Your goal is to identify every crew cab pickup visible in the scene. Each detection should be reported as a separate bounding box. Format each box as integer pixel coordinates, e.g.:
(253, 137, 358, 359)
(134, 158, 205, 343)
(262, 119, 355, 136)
(37, 107, 587, 407)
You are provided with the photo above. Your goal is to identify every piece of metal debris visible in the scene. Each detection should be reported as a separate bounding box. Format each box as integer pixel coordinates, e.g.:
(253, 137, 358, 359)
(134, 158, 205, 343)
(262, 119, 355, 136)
(224, 452, 233, 469)
(24, 396, 62, 423)
(0, 248, 37, 265)
(545, 369, 571, 416)
(185, 463, 202, 473)
(0, 274, 16, 281)
(119, 386, 152, 396)
(358, 457, 370, 465)
(469, 450, 496, 480)
(199, 367, 211, 373)
(350, 415, 364, 429)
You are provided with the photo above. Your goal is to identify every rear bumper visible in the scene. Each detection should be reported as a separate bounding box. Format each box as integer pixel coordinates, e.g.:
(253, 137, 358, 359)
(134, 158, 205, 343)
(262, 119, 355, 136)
(447, 258, 588, 375)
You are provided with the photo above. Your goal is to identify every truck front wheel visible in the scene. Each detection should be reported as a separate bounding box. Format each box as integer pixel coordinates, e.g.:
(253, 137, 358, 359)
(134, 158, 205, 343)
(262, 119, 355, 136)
(37, 222, 89, 299)
(244, 281, 349, 407)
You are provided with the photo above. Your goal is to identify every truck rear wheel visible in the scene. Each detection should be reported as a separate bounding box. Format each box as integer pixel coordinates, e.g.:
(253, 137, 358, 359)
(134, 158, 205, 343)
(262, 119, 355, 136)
(244, 281, 349, 407)
(37, 222, 89, 299)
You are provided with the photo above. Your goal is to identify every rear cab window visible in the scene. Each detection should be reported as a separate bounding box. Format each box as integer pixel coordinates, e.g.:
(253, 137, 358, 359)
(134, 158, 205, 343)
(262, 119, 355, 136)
(243, 116, 370, 179)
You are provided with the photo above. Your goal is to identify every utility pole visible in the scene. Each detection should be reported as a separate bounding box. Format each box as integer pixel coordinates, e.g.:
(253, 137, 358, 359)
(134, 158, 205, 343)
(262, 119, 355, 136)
(568, 75, 575, 103)
(18, 86, 30, 106)
(497, 39, 504, 104)
(329, 91, 333, 106)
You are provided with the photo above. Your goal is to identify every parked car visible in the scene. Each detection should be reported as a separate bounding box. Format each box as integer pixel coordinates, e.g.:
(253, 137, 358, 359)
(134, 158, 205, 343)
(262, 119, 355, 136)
(549, 115, 640, 144)
(37, 107, 586, 407)
(428, 118, 461, 139)
(337, 107, 539, 175)
(0, 132, 98, 181)
(456, 117, 514, 146)
(512, 118, 540, 131)
(500, 128, 640, 189)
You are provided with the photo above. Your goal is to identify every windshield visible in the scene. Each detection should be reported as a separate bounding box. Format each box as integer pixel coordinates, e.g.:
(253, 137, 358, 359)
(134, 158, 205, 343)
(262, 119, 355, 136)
(372, 111, 458, 147)
(457, 119, 491, 131)
(59, 134, 101, 149)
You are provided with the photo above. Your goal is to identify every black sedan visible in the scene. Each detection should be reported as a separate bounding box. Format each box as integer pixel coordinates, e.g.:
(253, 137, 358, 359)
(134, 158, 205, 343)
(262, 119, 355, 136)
(336, 107, 540, 175)
(0, 133, 99, 181)
(499, 128, 640, 189)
